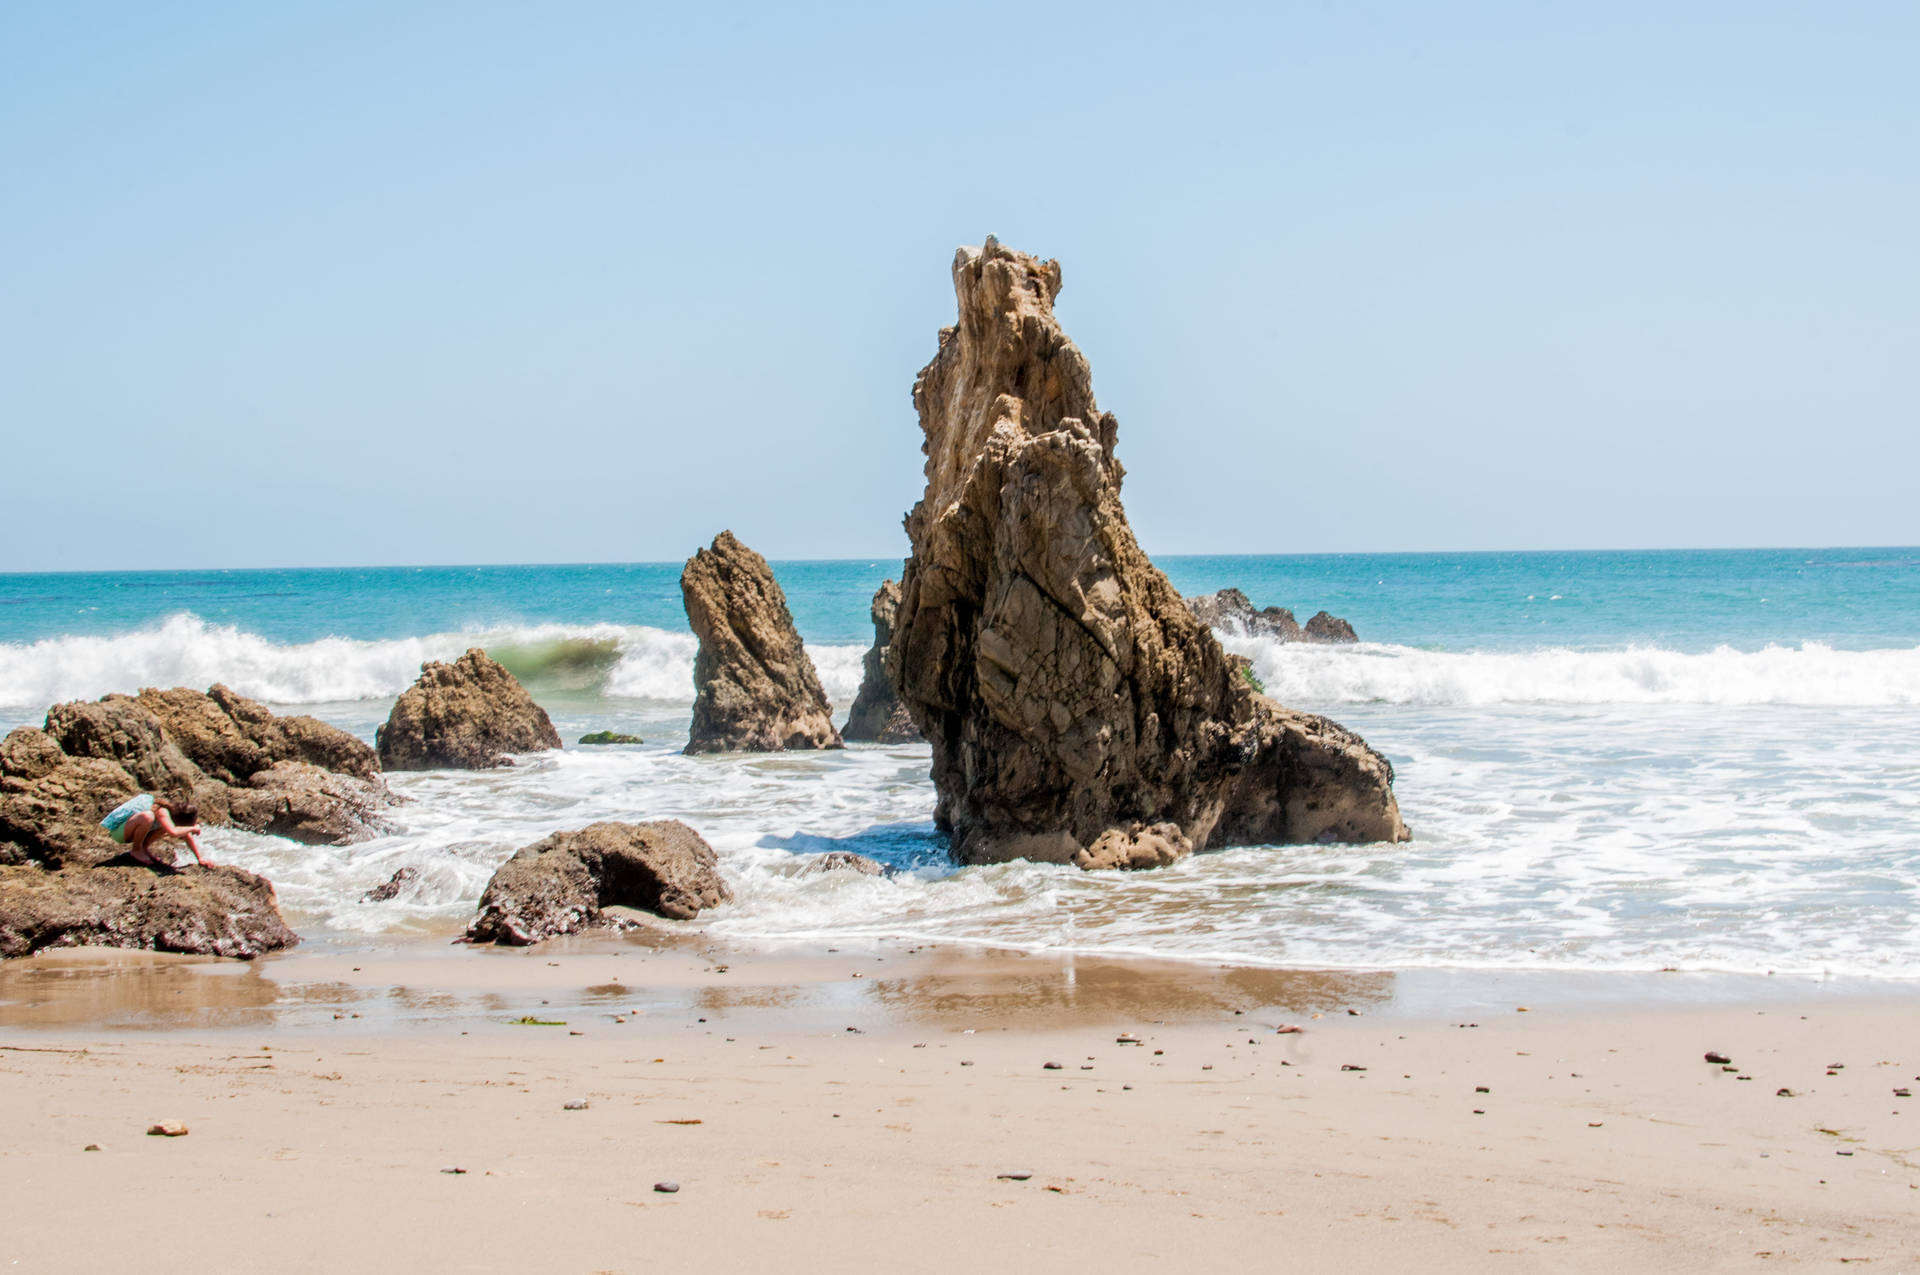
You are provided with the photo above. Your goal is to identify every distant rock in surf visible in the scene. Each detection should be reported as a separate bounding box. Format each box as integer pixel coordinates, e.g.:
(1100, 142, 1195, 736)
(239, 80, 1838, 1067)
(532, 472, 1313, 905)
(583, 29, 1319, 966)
(796, 849, 886, 877)
(842, 579, 921, 744)
(681, 531, 842, 754)
(361, 866, 417, 903)
(577, 730, 644, 746)
(464, 820, 733, 944)
(1303, 610, 1359, 644)
(1184, 589, 1359, 644)
(886, 236, 1407, 869)
(377, 648, 563, 771)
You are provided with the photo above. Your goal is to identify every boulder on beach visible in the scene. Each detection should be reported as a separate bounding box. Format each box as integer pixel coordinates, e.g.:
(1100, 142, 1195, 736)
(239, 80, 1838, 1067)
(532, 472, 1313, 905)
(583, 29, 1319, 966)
(377, 649, 563, 770)
(0, 862, 298, 960)
(842, 579, 922, 745)
(464, 820, 733, 945)
(681, 531, 842, 754)
(886, 236, 1407, 869)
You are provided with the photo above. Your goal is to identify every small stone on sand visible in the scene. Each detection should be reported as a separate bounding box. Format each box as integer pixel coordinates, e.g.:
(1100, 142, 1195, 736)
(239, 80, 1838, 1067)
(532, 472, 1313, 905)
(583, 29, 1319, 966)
(146, 1121, 188, 1137)
(1705, 1051, 1732, 1065)
(654, 1181, 680, 1193)
(83, 1143, 102, 1151)
(997, 1172, 1032, 1181)
(1043, 1061, 1063, 1070)
(563, 1100, 589, 1110)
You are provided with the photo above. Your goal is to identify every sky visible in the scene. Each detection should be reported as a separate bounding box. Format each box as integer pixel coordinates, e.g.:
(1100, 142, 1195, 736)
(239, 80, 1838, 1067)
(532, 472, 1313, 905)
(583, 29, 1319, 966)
(2, 0, 1915, 571)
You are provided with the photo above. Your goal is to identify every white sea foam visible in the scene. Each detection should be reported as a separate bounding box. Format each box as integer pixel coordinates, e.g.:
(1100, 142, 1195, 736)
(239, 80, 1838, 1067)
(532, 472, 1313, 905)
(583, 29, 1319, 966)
(1226, 637, 1920, 708)
(0, 612, 866, 713)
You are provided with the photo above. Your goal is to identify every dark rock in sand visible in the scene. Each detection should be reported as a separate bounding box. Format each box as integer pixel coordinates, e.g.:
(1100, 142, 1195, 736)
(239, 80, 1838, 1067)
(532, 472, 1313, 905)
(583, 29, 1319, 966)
(796, 850, 886, 877)
(681, 532, 842, 754)
(0, 862, 298, 959)
(1303, 611, 1359, 644)
(885, 237, 1407, 868)
(842, 580, 921, 744)
(577, 730, 644, 746)
(362, 866, 418, 902)
(465, 820, 733, 945)
(377, 649, 563, 771)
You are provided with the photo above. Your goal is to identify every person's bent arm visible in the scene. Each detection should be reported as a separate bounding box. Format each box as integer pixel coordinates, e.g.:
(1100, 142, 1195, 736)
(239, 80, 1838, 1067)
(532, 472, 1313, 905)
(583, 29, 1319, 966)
(154, 809, 212, 867)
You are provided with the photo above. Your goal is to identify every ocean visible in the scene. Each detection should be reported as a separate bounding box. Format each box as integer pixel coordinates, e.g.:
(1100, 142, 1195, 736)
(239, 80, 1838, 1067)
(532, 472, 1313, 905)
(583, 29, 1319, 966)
(2, 548, 1916, 978)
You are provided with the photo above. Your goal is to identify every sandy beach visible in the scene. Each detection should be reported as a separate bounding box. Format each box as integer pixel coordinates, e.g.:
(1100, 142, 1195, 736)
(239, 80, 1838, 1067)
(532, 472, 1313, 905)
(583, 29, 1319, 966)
(4, 943, 1917, 1273)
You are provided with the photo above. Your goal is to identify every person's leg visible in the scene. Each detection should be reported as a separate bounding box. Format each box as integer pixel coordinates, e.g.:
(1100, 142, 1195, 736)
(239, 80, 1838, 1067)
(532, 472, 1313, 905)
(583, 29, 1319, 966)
(126, 814, 167, 868)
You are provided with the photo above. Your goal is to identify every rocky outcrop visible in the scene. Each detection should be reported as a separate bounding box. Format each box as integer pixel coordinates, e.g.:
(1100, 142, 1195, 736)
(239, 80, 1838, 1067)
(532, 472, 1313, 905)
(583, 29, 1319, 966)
(0, 863, 297, 959)
(1185, 590, 1359, 644)
(1304, 611, 1359, 644)
(1186, 589, 1304, 641)
(886, 237, 1407, 868)
(842, 580, 922, 744)
(377, 649, 562, 770)
(1, 727, 139, 869)
(225, 762, 397, 846)
(464, 821, 732, 945)
(681, 532, 842, 754)
(137, 684, 380, 782)
(43, 696, 226, 821)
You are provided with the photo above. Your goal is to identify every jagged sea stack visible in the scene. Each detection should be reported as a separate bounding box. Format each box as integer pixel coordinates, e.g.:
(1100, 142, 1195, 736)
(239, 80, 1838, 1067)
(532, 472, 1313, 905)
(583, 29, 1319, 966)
(681, 531, 843, 754)
(886, 237, 1407, 868)
(842, 579, 921, 744)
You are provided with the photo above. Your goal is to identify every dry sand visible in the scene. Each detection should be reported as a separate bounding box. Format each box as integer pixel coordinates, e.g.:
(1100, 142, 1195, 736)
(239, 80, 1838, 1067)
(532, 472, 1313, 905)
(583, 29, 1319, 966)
(3, 942, 1917, 1272)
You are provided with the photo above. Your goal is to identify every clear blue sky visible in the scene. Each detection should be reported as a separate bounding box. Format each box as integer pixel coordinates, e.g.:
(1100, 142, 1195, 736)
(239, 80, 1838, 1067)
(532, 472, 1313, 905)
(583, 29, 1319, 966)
(3, 1, 1914, 571)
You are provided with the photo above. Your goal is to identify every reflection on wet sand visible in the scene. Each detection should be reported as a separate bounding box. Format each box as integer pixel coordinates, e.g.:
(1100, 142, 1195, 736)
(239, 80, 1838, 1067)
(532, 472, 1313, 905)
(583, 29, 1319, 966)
(0, 952, 298, 1031)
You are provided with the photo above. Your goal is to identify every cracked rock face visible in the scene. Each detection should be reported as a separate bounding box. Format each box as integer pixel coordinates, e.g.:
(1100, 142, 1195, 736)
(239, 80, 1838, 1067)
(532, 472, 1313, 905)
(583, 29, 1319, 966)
(887, 237, 1407, 868)
(681, 531, 842, 754)
(842, 580, 921, 744)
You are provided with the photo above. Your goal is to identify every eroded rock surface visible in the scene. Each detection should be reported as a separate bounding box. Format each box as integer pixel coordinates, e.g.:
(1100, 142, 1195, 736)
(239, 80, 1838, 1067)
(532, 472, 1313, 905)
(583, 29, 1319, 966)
(842, 579, 921, 744)
(886, 237, 1406, 868)
(138, 685, 381, 783)
(225, 762, 397, 846)
(1304, 611, 1359, 644)
(1185, 590, 1359, 644)
(681, 532, 842, 754)
(0, 863, 297, 960)
(796, 850, 887, 877)
(377, 649, 562, 770)
(465, 821, 733, 945)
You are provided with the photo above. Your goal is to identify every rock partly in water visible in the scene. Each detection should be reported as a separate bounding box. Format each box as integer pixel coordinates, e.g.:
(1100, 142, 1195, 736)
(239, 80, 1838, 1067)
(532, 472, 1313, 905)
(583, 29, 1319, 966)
(0, 863, 299, 959)
(361, 866, 418, 903)
(1185, 589, 1305, 642)
(377, 649, 563, 771)
(681, 532, 842, 755)
(577, 731, 644, 746)
(465, 821, 733, 945)
(1303, 611, 1359, 644)
(796, 850, 887, 877)
(225, 762, 398, 846)
(842, 579, 922, 745)
(886, 237, 1407, 868)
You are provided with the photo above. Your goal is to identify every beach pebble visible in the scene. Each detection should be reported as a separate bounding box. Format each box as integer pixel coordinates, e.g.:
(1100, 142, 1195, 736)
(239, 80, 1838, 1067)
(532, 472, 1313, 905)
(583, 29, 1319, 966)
(1340, 1064, 1367, 1072)
(1043, 1061, 1063, 1070)
(440, 1166, 468, 1175)
(83, 1143, 102, 1152)
(1895, 1088, 1912, 1098)
(1777, 1088, 1797, 1097)
(563, 1100, 589, 1111)
(997, 1172, 1032, 1181)
(654, 1181, 680, 1193)
(146, 1121, 189, 1138)
(1475, 1086, 1490, 1093)
(1704, 1051, 1733, 1065)
(1275, 1024, 1304, 1034)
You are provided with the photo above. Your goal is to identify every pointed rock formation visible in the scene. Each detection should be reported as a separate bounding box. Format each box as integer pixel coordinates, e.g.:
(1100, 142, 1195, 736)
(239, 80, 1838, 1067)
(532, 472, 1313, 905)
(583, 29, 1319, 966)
(465, 820, 733, 944)
(681, 531, 842, 754)
(842, 579, 922, 744)
(377, 649, 562, 770)
(886, 237, 1407, 868)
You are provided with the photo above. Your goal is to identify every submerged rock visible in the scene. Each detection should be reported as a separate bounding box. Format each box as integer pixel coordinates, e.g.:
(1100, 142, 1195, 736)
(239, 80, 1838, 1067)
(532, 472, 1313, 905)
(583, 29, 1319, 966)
(796, 850, 887, 877)
(842, 580, 922, 744)
(681, 531, 842, 754)
(377, 649, 563, 770)
(577, 730, 644, 746)
(0, 862, 298, 959)
(465, 820, 733, 944)
(361, 866, 418, 902)
(886, 237, 1407, 868)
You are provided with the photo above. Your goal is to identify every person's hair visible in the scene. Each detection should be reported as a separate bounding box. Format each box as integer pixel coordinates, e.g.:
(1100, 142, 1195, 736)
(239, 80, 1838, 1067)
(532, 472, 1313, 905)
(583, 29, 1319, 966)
(155, 798, 199, 827)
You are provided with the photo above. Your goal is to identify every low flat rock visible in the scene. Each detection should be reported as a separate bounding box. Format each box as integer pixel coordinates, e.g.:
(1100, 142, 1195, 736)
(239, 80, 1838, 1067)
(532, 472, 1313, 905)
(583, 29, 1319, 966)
(0, 862, 299, 959)
(377, 649, 562, 771)
(465, 821, 733, 945)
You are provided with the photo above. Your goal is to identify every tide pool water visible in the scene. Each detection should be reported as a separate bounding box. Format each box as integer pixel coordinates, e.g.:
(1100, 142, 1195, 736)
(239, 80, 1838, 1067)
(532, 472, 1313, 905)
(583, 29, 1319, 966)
(1, 549, 1915, 977)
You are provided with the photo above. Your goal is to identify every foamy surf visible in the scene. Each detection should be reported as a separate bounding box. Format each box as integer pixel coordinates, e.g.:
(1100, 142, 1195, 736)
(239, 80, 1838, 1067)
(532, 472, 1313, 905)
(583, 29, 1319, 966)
(0, 612, 866, 714)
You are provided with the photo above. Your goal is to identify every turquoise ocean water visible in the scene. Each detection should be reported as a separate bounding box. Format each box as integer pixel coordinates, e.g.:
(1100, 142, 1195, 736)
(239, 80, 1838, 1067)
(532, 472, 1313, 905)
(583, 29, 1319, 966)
(2, 548, 1916, 977)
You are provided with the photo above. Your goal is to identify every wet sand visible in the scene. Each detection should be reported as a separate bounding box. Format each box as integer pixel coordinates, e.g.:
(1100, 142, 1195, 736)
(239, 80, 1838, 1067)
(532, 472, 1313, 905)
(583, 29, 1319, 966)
(3, 942, 1918, 1271)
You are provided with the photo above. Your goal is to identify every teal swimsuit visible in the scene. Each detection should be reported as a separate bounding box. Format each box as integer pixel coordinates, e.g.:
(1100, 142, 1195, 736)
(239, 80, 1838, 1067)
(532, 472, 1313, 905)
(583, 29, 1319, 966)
(100, 793, 154, 843)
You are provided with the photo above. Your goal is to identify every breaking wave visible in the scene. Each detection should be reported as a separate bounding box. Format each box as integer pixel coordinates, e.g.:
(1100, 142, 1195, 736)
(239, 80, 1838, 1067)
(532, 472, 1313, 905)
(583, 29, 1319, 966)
(0, 612, 866, 711)
(1227, 636, 1920, 708)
